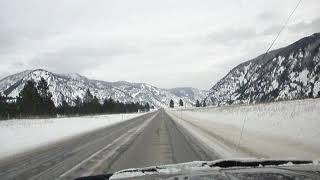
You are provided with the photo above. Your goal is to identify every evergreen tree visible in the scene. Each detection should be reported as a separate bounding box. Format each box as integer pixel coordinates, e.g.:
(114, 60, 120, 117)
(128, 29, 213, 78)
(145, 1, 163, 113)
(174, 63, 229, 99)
(102, 97, 112, 113)
(179, 99, 183, 106)
(91, 96, 101, 114)
(120, 102, 126, 113)
(202, 101, 207, 107)
(113, 100, 121, 112)
(6, 101, 18, 119)
(83, 89, 93, 104)
(107, 98, 115, 113)
(37, 78, 55, 115)
(0, 94, 7, 119)
(16, 80, 41, 116)
(57, 100, 70, 115)
(134, 102, 140, 112)
(73, 96, 82, 114)
(195, 100, 201, 107)
(74, 96, 82, 108)
(0, 94, 18, 119)
(1, 82, 151, 118)
(145, 102, 150, 112)
(37, 78, 50, 98)
(169, 99, 174, 108)
(82, 89, 94, 114)
(102, 98, 109, 113)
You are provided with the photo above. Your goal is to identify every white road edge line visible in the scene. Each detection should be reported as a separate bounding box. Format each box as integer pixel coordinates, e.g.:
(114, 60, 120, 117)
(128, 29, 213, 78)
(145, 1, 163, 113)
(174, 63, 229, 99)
(58, 112, 158, 179)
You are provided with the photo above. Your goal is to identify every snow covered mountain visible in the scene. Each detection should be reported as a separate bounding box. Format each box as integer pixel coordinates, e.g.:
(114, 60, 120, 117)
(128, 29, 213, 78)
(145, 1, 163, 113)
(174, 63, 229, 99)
(206, 33, 320, 105)
(0, 69, 207, 108)
(168, 87, 208, 105)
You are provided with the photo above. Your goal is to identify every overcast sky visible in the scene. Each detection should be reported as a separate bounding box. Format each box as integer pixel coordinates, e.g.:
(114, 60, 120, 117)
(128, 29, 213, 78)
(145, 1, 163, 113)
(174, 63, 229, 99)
(0, 0, 319, 89)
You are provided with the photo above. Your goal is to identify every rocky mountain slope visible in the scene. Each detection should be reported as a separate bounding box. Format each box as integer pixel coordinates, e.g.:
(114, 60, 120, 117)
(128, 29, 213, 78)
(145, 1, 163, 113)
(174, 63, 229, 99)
(206, 33, 320, 105)
(168, 87, 208, 105)
(0, 69, 207, 108)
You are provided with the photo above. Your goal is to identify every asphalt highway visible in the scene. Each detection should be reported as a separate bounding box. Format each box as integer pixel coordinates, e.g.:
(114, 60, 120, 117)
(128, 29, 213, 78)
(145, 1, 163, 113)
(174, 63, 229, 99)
(0, 109, 217, 180)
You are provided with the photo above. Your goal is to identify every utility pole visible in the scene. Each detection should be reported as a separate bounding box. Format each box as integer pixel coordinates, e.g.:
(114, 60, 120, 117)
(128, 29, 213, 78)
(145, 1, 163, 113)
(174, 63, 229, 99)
(180, 103, 182, 120)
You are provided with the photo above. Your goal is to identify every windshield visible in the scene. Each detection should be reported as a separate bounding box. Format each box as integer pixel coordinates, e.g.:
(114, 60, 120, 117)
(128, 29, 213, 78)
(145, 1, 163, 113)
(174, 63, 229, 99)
(0, 0, 319, 180)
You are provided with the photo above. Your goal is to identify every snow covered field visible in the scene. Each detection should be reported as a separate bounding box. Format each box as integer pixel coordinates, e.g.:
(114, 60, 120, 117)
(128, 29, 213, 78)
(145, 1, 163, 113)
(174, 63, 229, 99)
(0, 113, 144, 159)
(168, 99, 320, 159)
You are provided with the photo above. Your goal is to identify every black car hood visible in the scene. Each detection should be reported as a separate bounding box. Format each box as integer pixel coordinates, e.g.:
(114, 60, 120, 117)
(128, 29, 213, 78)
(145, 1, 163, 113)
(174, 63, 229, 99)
(76, 159, 320, 180)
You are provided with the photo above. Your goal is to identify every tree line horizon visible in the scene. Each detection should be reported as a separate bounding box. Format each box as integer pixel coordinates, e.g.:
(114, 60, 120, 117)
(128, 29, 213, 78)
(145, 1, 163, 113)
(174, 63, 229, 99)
(169, 98, 206, 108)
(0, 78, 151, 120)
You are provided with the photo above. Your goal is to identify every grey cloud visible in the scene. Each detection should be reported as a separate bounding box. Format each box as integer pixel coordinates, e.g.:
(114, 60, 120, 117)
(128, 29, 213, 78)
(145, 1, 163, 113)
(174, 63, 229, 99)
(0, 28, 24, 52)
(257, 11, 277, 22)
(150, 38, 185, 47)
(0, 25, 62, 55)
(288, 18, 320, 33)
(198, 28, 259, 46)
(260, 18, 320, 36)
(28, 44, 139, 74)
(0, 0, 319, 89)
(261, 24, 282, 36)
(48, 45, 138, 58)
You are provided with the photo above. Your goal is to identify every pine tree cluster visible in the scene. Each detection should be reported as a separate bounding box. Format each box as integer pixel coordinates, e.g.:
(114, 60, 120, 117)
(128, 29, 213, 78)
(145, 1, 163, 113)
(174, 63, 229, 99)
(0, 78, 150, 120)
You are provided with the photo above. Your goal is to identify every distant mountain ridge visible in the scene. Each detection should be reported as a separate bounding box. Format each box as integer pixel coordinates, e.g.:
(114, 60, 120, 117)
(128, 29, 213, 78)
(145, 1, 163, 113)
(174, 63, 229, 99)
(0, 69, 208, 108)
(206, 33, 320, 105)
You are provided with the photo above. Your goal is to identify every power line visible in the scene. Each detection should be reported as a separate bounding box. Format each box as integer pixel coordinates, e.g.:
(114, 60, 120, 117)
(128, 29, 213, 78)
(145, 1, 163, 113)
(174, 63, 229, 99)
(237, 0, 303, 151)
(261, 0, 303, 61)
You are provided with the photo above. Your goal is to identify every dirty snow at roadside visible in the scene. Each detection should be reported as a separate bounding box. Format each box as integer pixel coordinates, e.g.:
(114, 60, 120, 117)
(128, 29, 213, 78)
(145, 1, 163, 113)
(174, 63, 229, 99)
(167, 99, 320, 159)
(0, 113, 144, 159)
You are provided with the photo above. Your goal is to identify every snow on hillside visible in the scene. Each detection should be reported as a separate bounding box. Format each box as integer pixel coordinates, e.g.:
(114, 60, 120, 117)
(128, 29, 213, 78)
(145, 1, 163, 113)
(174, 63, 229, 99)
(167, 99, 320, 159)
(206, 33, 320, 105)
(168, 87, 208, 106)
(0, 69, 207, 108)
(0, 113, 144, 159)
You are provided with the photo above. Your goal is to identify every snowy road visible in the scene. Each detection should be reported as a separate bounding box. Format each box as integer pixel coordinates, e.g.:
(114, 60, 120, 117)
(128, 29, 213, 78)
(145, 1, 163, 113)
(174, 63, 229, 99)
(108, 109, 217, 173)
(1, 100, 318, 180)
(0, 112, 155, 180)
(0, 110, 216, 180)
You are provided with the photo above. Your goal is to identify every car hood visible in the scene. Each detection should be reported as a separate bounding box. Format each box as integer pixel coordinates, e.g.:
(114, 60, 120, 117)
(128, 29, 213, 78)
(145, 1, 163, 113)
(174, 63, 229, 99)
(76, 159, 320, 180)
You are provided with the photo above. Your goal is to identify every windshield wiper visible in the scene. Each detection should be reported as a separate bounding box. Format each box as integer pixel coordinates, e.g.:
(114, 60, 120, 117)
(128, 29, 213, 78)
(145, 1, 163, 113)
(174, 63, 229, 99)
(207, 159, 313, 168)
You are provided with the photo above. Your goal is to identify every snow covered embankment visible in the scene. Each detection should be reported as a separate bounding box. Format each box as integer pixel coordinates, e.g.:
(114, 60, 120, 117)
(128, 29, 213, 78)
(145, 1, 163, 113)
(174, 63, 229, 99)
(0, 113, 144, 159)
(167, 99, 320, 159)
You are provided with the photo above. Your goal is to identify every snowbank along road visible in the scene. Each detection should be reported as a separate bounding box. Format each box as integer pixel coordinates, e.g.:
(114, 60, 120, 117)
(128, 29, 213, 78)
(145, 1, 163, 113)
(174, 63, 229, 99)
(167, 99, 320, 160)
(0, 109, 217, 180)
